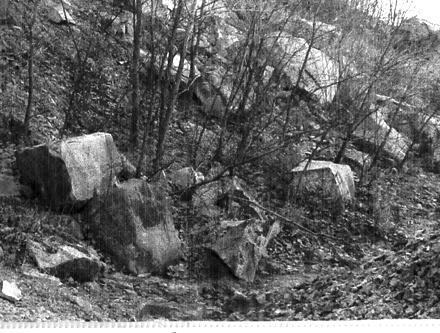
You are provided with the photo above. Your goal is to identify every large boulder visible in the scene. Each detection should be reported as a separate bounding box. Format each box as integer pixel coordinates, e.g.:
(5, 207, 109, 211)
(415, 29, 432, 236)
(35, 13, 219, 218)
(353, 112, 410, 164)
(268, 34, 339, 104)
(27, 239, 104, 283)
(373, 97, 440, 166)
(85, 178, 182, 275)
(15, 132, 133, 210)
(203, 219, 280, 282)
(45, 1, 76, 25)
(291, 160, 355, 213)
(373, 95, 416, 139)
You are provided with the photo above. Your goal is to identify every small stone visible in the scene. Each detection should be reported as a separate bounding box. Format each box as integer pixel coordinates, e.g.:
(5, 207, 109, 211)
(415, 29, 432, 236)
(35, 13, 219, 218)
(224, 291, 253, 314)
(137, 302, 179, 320)
(389, 277, 400, 288)
(255, 293, 267, 305)
(0, 281, 22, 302)
(169, 167, 203, 191)
(70, 295, 93, 314)
(83, 281, 100, 293)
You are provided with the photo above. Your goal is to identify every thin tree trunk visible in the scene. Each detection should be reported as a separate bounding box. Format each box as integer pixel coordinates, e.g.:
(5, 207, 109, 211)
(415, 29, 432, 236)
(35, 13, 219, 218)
(23, 1, 39, 142)
(282, 2, 320, 141)
(154, 0, 196, 171)
(130, 0, 142, 151)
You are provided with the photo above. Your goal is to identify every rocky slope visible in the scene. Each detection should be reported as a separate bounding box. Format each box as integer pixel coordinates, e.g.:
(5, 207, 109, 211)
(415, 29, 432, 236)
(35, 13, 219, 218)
(2, 0, 440, 322)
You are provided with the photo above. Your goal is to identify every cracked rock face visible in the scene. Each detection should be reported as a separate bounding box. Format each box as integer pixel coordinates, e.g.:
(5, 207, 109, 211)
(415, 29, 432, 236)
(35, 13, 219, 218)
(354, 113, 410, 164)
(85, 178, 182, 275)
(16, 132, 132, 210)
(205, 219, 280, 282)
(267, 33, 339, 104)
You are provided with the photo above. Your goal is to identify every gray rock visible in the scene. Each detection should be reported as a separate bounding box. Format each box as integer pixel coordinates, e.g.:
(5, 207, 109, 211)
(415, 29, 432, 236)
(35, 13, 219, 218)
(27, 239, 104, 283)
(343, 149, 372, 172)
(168, 167, 204, 191)
(16, 132, 130, 210)
(137, 297, 210, 320)
(69, 295, 94, 314)
(205, 219, 279, 282)
(0, 281, 22, 302)
(137, 301, 179, 320)
(291, 160, 355, 211)
(47, 3, 76, 25)
(268, 34, 339, 104)
(85, 179, 182, 275)
(192, 180, 223, 218)
(354, 112, 410, 164)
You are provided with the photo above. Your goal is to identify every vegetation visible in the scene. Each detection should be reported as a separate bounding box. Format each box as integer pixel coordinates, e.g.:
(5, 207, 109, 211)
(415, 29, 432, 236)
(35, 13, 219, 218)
(2, 0, 440, 321)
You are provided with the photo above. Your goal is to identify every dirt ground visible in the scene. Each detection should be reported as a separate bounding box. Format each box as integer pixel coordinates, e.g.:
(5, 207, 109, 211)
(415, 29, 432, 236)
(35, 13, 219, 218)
(2, 167, 440, 321)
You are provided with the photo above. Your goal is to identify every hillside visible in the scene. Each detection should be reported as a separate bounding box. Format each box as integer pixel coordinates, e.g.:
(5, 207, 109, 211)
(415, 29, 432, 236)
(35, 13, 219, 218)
(2, 0, 440, 321)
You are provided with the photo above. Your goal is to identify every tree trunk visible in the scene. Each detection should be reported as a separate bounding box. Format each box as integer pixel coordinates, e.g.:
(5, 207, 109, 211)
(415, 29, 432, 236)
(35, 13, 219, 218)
(130, 0, 142, 152)
(23, 1, 39, 142)
(153, 0, 196, 171)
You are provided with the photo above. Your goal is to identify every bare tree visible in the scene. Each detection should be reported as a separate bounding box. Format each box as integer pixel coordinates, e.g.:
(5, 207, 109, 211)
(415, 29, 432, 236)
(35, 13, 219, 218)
(153, 0, 198, 171)
(129, 0, 143, 151)
(21, 0, 41, 142)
